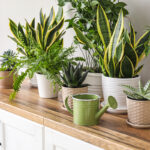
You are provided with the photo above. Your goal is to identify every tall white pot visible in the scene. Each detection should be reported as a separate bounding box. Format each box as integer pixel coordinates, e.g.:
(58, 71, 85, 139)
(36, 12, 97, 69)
(84, 73, 103, 98)
(102, 75, 140, 113)
(36, 73, 58, 98)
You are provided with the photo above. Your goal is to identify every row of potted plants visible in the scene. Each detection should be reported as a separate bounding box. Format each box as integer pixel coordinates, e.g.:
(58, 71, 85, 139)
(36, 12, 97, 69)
(0, 2, 150, 128)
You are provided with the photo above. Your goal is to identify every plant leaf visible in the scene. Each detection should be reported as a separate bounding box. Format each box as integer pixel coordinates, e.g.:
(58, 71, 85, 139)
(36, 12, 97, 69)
(120, 56, 134, 78)
(97, 5, 111, 50)
(108, 10, 124, 60)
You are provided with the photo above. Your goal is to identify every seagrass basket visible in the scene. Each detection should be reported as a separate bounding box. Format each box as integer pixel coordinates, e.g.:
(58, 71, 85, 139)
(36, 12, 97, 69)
(127, 97, 150, 125)
(62, 86, 88, 109)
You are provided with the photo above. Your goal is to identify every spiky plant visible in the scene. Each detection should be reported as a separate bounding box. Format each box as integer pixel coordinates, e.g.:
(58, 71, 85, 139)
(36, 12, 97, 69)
(0, 50, 17, 71)
(123, 81, 150, 100)
(61, 63, 89, 88)
(74, 5, 150, 78)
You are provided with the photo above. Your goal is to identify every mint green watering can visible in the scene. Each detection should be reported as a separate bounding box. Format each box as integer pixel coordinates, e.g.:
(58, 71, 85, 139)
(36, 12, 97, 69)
(65, 93, 117, 126)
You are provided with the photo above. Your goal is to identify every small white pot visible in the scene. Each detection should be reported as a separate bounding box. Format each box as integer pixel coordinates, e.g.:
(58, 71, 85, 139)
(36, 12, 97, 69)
(102, 75, 140, 113)
(84, 73, 103, 98)
(36, 73, 58, 98)
(30, 74, 38, 87)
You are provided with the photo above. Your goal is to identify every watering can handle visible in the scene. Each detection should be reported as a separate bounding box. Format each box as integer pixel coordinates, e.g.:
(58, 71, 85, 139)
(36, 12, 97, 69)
(65, 97, 73, 115)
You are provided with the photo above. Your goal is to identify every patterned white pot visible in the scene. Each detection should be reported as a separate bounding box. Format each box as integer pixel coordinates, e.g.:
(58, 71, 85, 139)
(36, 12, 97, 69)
(36, 73, 58, 98)
(30, 74, 38, 87)
(102, 75, 140, 113)
(84, 73, 103, 98)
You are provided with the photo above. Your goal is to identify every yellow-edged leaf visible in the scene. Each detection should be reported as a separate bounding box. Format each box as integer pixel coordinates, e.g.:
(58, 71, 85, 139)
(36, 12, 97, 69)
(108, 10, 124, 60)
(97, 5, 111, 50)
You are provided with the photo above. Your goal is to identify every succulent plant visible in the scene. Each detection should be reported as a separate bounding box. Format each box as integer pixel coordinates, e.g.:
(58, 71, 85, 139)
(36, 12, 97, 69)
(0, 50, 17, 71)
(61, 63, 89, 88)
(123, 81, 150, 100)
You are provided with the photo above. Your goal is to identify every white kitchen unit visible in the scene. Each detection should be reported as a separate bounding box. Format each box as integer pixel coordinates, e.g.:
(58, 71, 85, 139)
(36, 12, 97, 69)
(45, 127, 104, 150)
(0, 109, 44, 150)
(0, 109, 103, 150)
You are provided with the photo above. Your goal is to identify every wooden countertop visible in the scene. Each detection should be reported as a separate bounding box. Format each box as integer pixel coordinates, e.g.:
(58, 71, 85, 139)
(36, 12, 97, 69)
(0, 81, 150, 150)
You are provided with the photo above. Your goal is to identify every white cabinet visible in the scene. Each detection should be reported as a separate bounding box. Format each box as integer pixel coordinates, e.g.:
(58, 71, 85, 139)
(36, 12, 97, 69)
(0, 109, 44, 150)
(0, 109, 104, 150)
(45, 127, 104, 150)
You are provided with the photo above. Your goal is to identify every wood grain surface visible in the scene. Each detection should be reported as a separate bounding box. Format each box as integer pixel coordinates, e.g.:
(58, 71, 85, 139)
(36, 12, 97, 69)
(0, 80, 149, 150)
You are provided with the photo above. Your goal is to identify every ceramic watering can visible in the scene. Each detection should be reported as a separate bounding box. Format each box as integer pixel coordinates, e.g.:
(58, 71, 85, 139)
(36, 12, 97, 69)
(65, 93, 117, 126)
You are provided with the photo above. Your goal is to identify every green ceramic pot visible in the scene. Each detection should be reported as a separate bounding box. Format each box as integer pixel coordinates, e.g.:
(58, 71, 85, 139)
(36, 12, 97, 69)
(65, 93, 117, 126)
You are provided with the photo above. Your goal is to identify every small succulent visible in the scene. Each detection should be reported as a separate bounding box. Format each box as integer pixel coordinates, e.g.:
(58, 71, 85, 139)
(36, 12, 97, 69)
(61, 63, 89, 88)
(0, 50, 17, 71)
(123, 81, 150, 100)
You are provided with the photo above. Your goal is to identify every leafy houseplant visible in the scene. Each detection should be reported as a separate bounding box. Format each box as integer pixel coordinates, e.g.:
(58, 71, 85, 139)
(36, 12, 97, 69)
(58, 0, 129, 97)
(61, 63, 89, 108)
(58, 0, 129, 73)
(123, 81, 150, 127)
(0, 50, 18, 89)
(74, 5, 150, 113)
(8, 7, 75, 99)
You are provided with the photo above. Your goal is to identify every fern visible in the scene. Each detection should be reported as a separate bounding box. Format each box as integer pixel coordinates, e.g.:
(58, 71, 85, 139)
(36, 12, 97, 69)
(10, 71, 28, 100)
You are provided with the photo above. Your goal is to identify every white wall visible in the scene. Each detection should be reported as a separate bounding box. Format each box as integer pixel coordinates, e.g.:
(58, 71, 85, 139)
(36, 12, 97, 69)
(0, 0, 150, 82)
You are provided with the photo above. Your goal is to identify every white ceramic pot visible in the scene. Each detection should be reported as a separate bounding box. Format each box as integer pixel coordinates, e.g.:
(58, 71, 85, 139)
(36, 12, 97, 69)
(36, 73, 58, 98)
(30, 74, 38, 87)
(102, 75, 140, 113)
(84, 73, 103, 98)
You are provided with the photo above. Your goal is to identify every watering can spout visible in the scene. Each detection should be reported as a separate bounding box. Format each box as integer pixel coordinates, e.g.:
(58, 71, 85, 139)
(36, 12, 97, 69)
(95, 96, 118, 120)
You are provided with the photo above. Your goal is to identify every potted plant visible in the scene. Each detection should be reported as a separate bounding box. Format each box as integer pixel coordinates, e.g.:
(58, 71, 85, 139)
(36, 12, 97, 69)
(60, 63, 89, 109)
(123, 81, 150, 128)
(74, 5, 150, 113)
(58, 0, 129, 97)
(0, 50, 17, 89)
(8, 7, 76, 100)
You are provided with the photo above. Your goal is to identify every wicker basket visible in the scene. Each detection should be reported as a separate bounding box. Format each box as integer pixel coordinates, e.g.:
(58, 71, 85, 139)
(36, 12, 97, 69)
(127, 97, 150, 125)
(62, 86, 88, 109)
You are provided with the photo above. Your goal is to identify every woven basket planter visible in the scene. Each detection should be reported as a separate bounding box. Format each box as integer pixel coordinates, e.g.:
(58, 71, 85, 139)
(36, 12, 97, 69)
(62, 86, 88, 109)
(84, 73, 103, 98)
(0, 71, 14, 89)
(102, 75, 140, 113)
(127, 97, 150, 125)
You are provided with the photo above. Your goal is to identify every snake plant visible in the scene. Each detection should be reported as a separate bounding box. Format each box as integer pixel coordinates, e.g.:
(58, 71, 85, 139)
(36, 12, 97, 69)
(61, 63, 89, 88)
(9, 7, 64, 56)
(123, 81, 150, 100)
(74, 5, 150, 78)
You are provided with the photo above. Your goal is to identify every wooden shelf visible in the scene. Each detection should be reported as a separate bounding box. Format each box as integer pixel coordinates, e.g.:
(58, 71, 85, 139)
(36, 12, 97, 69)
(0, 81, 149, 150)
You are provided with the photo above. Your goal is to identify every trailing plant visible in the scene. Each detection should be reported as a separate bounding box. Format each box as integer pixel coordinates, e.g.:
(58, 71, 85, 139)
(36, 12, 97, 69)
(8, 7, 78, 100)
(123, 81, 150, 100)
(58, 0, 129, 73)
(60, 62, 89, 88)
(74, 5, 150, 78)
(0, 50, 17, 71)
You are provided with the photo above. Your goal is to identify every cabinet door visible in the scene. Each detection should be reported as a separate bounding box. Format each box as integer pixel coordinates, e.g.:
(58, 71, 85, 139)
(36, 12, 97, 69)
(45, 127, 104, 150)
(0, 109, 44, 150)
(0, 121, 4, 150)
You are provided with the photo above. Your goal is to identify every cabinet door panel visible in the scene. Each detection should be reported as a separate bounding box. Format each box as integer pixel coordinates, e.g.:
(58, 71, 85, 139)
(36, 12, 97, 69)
(0, 109, 44, 150)
(0, 121, 4, 150)
(45, 127, 104, 150)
